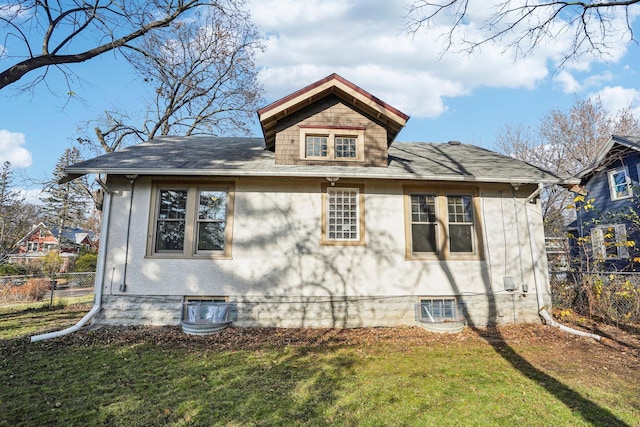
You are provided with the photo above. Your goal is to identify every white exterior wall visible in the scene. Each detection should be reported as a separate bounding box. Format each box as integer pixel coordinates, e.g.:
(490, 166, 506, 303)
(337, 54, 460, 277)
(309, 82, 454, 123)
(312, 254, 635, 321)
(94, 176, 550, 327)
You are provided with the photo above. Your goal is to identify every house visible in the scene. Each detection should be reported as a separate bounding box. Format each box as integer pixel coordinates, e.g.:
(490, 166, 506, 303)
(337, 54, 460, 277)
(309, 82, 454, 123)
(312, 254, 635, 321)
(570, 135, 640, 270)
(9, 222, 95, 272)
(62, 74, 571, 328)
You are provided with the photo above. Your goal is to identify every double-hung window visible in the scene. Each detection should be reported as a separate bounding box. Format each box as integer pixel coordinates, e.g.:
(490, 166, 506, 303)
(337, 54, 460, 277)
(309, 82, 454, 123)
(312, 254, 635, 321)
(322, 184, 365, 245)
(447, 195, 474, 253)
(406, 188, 481, 259)
(150, 183, 233, 258)
(608, 167, 632, 200)
(410, 195, 438, 252)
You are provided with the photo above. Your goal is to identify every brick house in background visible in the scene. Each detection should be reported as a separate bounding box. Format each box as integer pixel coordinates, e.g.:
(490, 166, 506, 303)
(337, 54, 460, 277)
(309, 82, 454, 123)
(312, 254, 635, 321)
(9, 222, 96, 272)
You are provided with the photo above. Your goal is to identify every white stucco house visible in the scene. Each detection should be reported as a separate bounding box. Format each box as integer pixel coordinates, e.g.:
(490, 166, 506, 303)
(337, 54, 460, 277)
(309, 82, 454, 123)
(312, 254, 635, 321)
(62, 74, 571, 329)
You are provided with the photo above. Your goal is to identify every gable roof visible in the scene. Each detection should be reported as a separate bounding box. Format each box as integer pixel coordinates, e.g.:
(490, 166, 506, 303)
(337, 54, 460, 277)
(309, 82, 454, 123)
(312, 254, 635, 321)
(257, 74, 410, 150)
(14, 223, 95, 246)
(577, 135, 640, 180)
(63, 136, 572, 185)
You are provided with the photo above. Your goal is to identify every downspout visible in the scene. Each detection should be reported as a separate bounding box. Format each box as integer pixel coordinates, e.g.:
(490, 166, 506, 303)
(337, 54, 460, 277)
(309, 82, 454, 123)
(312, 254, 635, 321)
(31, 178, 113, 342)
(524, 183, 602, 341)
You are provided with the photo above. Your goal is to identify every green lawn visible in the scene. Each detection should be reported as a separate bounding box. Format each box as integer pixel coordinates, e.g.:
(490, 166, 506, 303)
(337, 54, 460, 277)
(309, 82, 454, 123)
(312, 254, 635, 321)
(0, 301, 638, 426)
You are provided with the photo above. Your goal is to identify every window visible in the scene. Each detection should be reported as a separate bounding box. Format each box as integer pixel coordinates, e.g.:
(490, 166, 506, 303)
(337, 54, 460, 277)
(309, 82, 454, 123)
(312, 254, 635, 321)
(182, 297, 229, 324)
(447, 195, 474, 253)
(27, 242, 39, 252)
(335, 137, 357, 158)
(305, 136, 328, 158)
(149, 183, 234, 258)
(322, 184, 365, 245)
(591, 224, 629, 260)
(608, 167, 632, 200)
(405, 188, 481, 259)
(419, 298, 461, 322)
(410, 195, 437, 252)
(196, 191, 227, 251)
(299, 126, 364, 161)
(155, 189, 187, 251)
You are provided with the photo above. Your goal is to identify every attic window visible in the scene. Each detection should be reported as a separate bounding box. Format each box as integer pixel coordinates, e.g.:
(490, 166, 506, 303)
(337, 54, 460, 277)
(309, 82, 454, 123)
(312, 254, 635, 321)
(299, 126, 364, 161)
(305, 136, 328, 158)
(608, 167, 632, 201)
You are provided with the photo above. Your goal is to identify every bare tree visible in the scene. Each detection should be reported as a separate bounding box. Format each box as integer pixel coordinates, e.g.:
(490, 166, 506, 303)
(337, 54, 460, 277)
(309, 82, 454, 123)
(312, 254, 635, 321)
(405, 1, 639, 63)
(0, 161, 44, 261)
(0, 0, 242, 91)
(77, 9, 263, 153)
(497, 97, 640, 234)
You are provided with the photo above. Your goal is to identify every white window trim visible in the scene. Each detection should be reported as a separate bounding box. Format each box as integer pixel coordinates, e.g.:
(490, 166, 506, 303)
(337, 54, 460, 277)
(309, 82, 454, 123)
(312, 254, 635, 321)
(147, 182, 234, 259)
(591, 224, 629, 260)
(299, 126, 365, 161)
(608, 167, 632, 201)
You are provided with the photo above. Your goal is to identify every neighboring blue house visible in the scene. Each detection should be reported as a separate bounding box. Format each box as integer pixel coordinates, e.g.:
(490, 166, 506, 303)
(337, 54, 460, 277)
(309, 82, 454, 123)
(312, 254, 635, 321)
(572, 135, 640, 270)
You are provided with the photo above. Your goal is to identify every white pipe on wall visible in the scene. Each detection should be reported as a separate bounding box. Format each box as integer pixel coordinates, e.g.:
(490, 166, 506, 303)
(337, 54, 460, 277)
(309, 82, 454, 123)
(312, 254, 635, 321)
(31, 180, 113, 343)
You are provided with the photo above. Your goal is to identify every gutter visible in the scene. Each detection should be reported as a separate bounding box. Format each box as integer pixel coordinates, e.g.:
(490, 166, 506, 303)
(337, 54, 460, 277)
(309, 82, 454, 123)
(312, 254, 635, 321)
(63, 167, 576, 186)
(31, 178, 112, 342)
(524, 183, 602, 341)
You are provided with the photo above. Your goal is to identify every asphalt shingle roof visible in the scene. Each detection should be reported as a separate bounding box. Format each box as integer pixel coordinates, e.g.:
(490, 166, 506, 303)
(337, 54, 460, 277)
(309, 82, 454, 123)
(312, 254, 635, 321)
(64, 136, 572, 185)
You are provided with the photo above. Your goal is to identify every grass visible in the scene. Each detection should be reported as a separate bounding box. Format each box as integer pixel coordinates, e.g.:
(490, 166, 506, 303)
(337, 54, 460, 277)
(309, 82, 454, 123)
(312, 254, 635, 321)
(0, 295, 93, 339)
(0, 303, 638, 426)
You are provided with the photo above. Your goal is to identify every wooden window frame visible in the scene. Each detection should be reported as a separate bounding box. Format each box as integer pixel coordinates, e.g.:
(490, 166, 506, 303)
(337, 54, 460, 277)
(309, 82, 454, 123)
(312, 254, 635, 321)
(299, 126, 365, 162)
(147, 181, 234, 259)
(404, 186, 483, 261)
(321, 183, 365, 246)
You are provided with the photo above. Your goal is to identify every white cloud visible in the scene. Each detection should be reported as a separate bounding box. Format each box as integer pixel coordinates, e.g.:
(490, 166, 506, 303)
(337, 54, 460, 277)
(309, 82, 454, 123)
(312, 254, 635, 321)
(590, 86, 640, 120)
(249, 0, 590, 118)
(553, 71, 582, 93)
(250, 0, 637, 119)
(553, 71, 615, 94)
(0, 130, 32, 168)
(18, 188, 44, 206)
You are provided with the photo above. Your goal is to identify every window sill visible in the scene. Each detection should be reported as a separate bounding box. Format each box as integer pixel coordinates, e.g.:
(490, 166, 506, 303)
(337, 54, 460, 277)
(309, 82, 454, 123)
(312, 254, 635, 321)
(406, 253, 482, 261)
(321, 240, 365, 247)
(145, 253, 233, 260)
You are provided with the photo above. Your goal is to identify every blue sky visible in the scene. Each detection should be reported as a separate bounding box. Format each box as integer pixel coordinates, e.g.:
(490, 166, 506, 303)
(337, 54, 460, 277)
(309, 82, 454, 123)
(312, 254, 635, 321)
(1, 0, 640, 203)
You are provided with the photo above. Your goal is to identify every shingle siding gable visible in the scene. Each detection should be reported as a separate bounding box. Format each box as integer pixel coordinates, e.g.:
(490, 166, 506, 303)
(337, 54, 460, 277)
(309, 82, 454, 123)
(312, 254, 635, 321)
(274, 95, 388, 167)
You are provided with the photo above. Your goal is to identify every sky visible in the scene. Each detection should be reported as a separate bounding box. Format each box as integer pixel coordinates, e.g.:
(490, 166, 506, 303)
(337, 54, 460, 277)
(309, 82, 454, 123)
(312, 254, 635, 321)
(1, 0, 640, 204)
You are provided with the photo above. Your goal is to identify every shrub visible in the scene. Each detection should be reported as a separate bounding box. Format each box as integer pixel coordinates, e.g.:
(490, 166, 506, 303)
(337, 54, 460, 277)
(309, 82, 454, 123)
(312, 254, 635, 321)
(4, 279, 51, 302)
(0, 263, 29, 276)
(74, 253, 97, 272)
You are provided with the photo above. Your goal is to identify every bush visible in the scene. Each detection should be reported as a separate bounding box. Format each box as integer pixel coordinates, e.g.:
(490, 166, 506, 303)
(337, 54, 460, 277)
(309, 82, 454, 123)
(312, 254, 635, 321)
(0, 263, 29, 276)
(74, 253, 97, 272)
(2, 278, 51, 302)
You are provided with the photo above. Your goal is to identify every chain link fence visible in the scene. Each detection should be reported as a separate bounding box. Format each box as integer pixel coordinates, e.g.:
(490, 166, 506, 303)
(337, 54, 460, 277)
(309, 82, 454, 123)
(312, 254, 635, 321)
(550, 271, 640, 326)
(0, 272, 95, 304)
